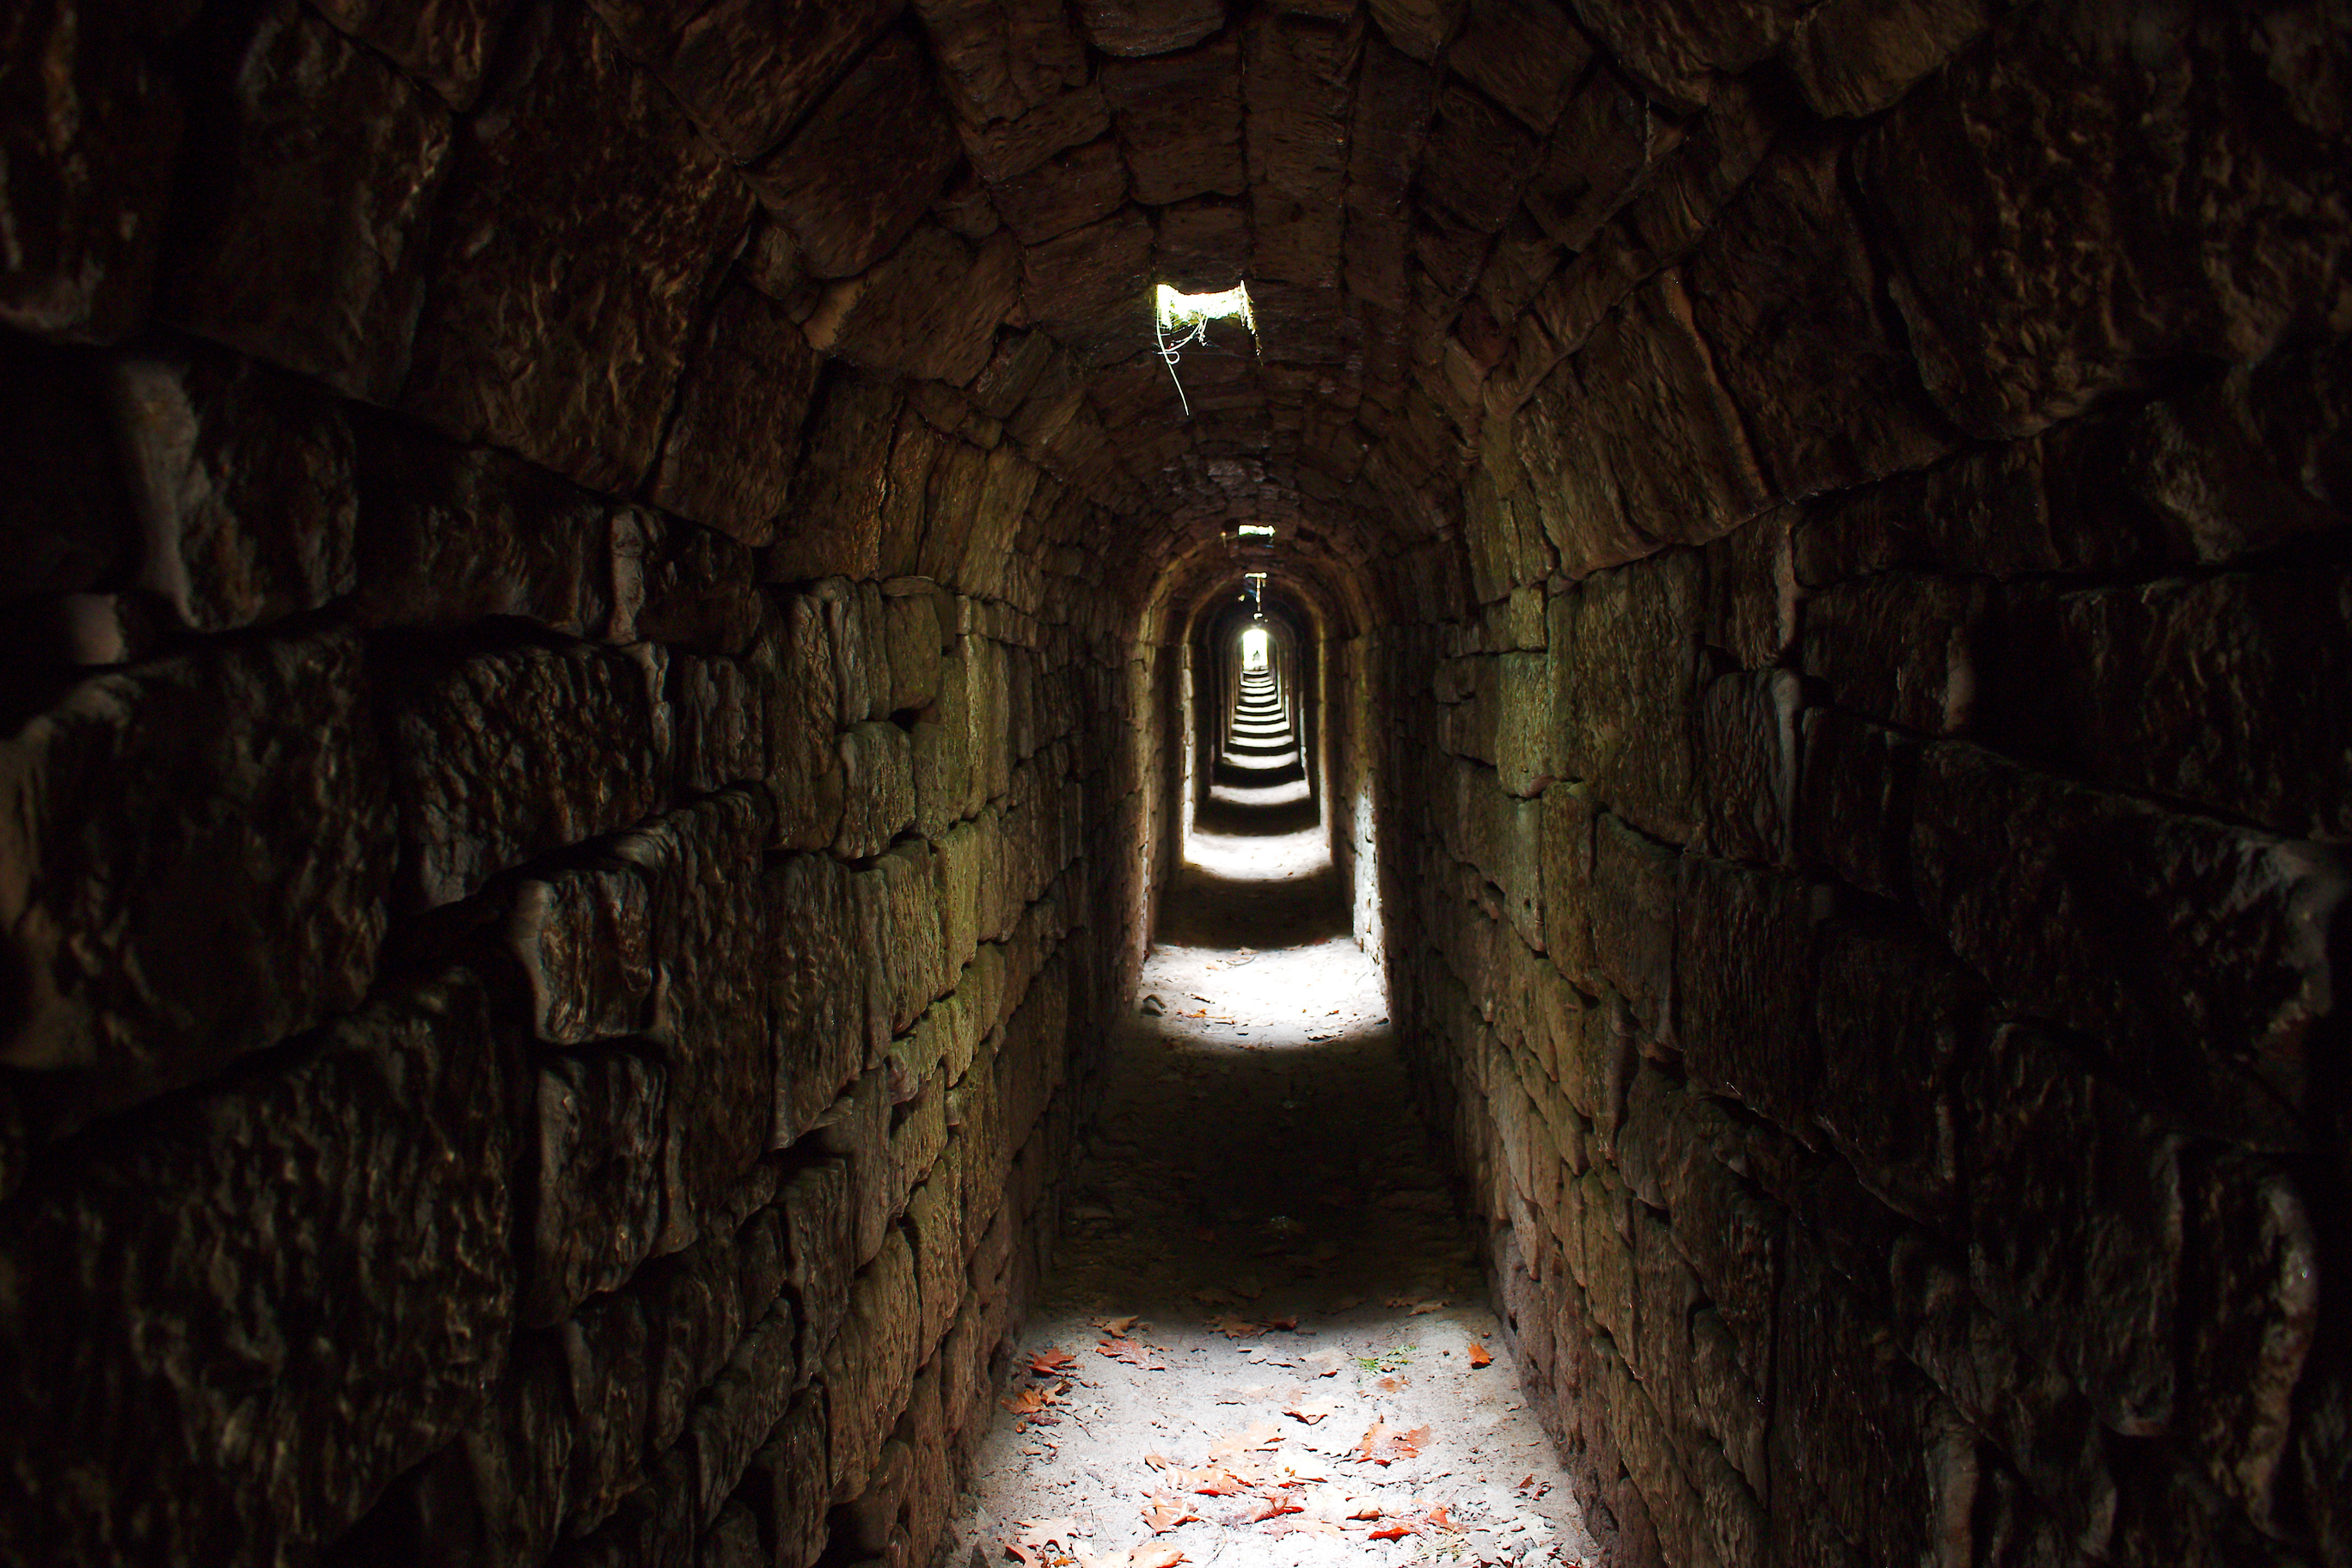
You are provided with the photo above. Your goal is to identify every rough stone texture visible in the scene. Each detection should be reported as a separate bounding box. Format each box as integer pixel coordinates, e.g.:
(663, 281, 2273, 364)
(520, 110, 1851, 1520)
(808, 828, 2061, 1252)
(647, 282, 821, 548)
(588, 0, 902, 163)
(1854, 0, 2352, 440)
(168, 3, 453, 402)
(388, 638, 665, 910)
(0, 634, 392, 1124)
(401, 2, 755, 492)
(0, 972, 511, 1568)
(747, 28, 964, 281)
(113, 345, 359, 634)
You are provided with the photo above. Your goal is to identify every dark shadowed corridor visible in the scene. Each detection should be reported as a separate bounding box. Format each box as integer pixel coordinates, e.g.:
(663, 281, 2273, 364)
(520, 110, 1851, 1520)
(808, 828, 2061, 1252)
(2, 3, 2349, 1568)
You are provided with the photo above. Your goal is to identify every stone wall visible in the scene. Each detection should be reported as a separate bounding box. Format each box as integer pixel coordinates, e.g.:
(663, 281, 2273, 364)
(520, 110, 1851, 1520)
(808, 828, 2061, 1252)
(0, 3, 1156, 1565)
(1374, 4, 2351, 1568)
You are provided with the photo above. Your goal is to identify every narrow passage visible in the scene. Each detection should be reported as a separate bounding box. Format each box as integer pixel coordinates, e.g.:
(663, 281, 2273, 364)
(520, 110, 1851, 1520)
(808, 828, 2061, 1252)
(949, 768, 1596, 1568)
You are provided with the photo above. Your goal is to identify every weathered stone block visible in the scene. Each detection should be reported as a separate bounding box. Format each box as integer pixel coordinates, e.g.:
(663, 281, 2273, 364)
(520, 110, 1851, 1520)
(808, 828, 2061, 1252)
(0, 633, 392, 1130)
(1781, 0, 1993, 119)
(1680, 855, 1823, 1133)
(1793, 706, 1914, 901)
(0, 0, 180, 341)
(1079, 0, 1226, 57)
(612, 793, 774, 1239)
(1803, 573, 1988, 736)
(1812, 916, 1979, 1225)
(168, 3, 452, 402)
(1587, 813, 1678, 1032)
(2178, 1155, 2318, 1528)
(819, 224, 1023, 390)
(588, 0, 900, 162)
(780, 1159, 854, 1383)
(1536, 781, 1598, 984)
(767, 854, 867, 1144)
(767, 373, 893, 583)
(1698, 668, 1799, 867)
(1551, 550, 1703, 842)
(113, 346, 358, 634)
(350, 417, 613, 636)
(647, 283, 820, 548)
(401, 3, 754, 492)
(613, 509, 765, 657)
(1569, 0, 1814, 111)
(310, 0, 516, 109)
(837, 721, 917, 861)
(526, 1043, 667, 1326)
(1912, 742, 2345, 1137)
(389, 637, 664, 910)
(1772, 1229, 1975, 1568)
(1854, 0, 2349, 439)
(1992, 568, 2352, 842)
(738, 1388, 830, 1568)
(1962, 1024, 2181, 1436)
(1684, 133, 1952, 499)
(561, 1289, 652, 1537)
(0, 972, 511, 1568)
(823, 1229, 922, 1499)
(745, 28, 961, 280)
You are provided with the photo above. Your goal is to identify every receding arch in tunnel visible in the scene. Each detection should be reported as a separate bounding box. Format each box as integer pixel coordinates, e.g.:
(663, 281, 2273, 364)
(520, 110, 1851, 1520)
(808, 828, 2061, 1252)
(1, 2, 2348, 1565)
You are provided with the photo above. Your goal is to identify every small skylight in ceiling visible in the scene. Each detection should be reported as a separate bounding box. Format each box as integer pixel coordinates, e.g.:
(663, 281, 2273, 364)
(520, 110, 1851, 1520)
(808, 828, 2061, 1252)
(1154, 281, 1259, 418)
(1238, 524, 1275, 538)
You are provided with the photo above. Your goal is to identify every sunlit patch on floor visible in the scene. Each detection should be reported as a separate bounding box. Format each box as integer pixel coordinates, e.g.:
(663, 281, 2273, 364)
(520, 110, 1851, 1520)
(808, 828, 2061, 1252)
(952, 784, 1595, 1568)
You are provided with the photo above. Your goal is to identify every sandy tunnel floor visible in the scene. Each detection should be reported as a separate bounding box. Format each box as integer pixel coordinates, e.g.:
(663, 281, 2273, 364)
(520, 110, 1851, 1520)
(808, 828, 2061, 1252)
(945, 790, 1598, 1568)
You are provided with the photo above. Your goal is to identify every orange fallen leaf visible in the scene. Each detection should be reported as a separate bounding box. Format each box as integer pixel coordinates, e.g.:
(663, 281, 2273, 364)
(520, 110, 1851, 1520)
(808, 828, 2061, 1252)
(1030, 1347, 1076, 1375)
(1141, 1492, 1198, 1533)
(1353, 1419, 1430, 1465)
(1283, 1399, 1338, 1425)
(1188, 1467, 1252, 1497)
(1092, 1314, 1141, 1336)
(1427, 1505, 1455, 1529)
(1001, 1381, 1069, 1416)
(1210, 1315, 1263, 1339)
(1097, 1336, 1169, 1369)
(1369, 1525, 1416, 1540)
(1410, 1300, 1446, 1315)
(1142, 1454, 1174, 1471)
(1207, 1420, 1283, 1461)
(1467, 1342, 1494, 1369)
(1247, 1499, 1304, 1522)
(1130, 1547, 1187, 1568)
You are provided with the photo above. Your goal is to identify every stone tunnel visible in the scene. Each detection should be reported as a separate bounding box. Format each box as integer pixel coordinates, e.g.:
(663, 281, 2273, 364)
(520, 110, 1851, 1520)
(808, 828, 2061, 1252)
(1, 0, 2347, 1564)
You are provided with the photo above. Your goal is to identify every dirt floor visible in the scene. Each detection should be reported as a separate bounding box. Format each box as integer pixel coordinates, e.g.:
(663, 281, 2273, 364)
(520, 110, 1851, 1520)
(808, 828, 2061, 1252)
(946, 781, 1598, 1568)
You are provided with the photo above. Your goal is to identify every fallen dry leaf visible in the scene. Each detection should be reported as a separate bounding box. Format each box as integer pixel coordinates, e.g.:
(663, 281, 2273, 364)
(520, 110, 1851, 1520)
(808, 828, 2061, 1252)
(1210, 1315, 1263, 1340)
(1467, 1342, 1494, 1369)
(1207, 1420, 1284, 1461)
(1283, 1399, 1338, 1425)
(1369, 1525, 1416, 1540)
(1246, 1499, 1304, 1522)
(1029, 1348, 1076, 1375)
(1410, 1300, 1446, 1315)
(1353, 1419, 1430, 1465)
(1427, 1505, 1455, 1529)
(1186, 1467, 1253, 1497)
(1001, 1381, 1069, 1417)
(1142, 1454, 1174, 1471)
(1130, 1547, 1187, 1568)
(1096, 1336, 1169, 1369)
(1092, 1314, 1141, 1336)
(1263, 1315, 1299, 1331)
(1303, 1351, 1345, 1378)
(1141, 1492, 1198, 1533)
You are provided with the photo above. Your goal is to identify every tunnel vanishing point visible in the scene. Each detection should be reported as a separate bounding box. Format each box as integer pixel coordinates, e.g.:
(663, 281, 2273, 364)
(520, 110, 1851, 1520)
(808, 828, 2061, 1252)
(2, 0, 2350, 1565)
